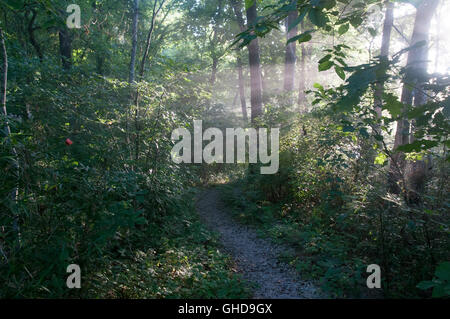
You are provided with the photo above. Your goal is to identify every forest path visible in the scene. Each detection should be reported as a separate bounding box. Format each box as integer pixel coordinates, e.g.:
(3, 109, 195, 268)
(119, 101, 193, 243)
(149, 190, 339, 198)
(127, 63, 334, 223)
(196, 188, 323, 299)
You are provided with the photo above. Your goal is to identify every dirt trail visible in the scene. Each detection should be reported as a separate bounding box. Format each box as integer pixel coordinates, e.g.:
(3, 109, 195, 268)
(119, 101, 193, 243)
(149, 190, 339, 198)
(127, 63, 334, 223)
(196, 188, 323, 299)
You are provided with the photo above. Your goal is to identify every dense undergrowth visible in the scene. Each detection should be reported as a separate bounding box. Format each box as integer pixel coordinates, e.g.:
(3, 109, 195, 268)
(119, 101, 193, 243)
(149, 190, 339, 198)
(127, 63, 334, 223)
(0, 55, 248, 298)
(220, 112, 449, 299)
(86, 188, 249, 299)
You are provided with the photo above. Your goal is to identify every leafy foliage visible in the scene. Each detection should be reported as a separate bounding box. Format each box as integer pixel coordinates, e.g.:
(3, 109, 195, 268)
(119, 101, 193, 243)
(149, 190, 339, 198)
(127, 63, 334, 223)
(0, 0, 448, 300)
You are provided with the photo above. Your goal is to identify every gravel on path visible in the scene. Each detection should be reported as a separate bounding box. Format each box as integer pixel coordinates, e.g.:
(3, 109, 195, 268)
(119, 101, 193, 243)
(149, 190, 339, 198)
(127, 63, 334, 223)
(196, 188, 323, 299)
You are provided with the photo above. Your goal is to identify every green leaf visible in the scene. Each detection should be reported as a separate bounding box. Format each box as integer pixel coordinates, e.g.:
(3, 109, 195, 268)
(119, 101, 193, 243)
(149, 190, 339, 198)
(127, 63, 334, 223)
(318, 54, 332, 64)
(342, 124, 354, 132)
(335, 65, 345, 80)
(396, 140, 438, 153)
(309, 8, 328, 28)
(359, 127, 369, 138)
(313, 83, 324, 93)
(374, 153, 388, 165)
(368, 27, 377, 37)
(319, 60, 334, 71)
(335, 57, 348, 67)
(320, 0, 337, 10)
(349, 15, 363, 28)
(383, 93, 403, 118)
(338, 23, 349, 35)
(287, 32, 312, 44)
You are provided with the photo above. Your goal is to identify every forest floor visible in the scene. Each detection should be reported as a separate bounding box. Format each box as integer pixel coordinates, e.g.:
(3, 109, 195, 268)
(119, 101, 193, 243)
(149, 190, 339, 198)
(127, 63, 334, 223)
(196, 187, 323, 299)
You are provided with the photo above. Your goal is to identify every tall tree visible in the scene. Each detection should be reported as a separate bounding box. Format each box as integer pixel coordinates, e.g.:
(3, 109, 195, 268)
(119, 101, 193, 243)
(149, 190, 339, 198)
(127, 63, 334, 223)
(1, 27, 20, 247)
(283, 4, 298, 92)
(244, 0, 263, 123)
(58, 28, 72, 70)
(390, 0, 439, 200)
(236, 54, 248, 122)
(297, 21, 307, 110)
(139, 0, 166, 79)
(56, 0, 73, 70)
(210, 0, 224, 85)
(134, 0, 168, 161)
(231, 0, 248, 122)
(374, 1, 394, 120)
(129, 0, 139, 83)
(27, 9, 43, 61)
(0, 27, 12, 168)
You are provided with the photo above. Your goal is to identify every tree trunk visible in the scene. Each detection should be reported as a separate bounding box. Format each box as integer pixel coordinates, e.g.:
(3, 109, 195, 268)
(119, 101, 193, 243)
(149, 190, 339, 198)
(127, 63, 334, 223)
(210, 56, 218, 85)
(1, 29, 9, 128)
(283, 8, 298, 92)
(209, 0, 224, 85)
(139, 0, 166, 79)
(298, 21, 307, 111)
(134, 0, 166, 162)
(231, 0, 248, 122)
(246, 1, 263, 123)
(1, 28, 20, 249)
(129, 0, 139, 83)
(237, 55, 248, 122)
(374, 1, 394, 120)
(27, 9, 43, 61)
(394, 0, 438, 149)
(96, 55, 105, 75)
(58, 27, 72, 70)
(390, 0, 439, 199)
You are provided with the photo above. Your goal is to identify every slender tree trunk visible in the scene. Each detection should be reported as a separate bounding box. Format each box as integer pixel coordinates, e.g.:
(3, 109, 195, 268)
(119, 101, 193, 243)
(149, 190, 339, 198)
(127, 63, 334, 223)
(1, 28, 20, 249)
(210, 57, 218, 85)
(58, 27, 72, 70)
(96, 55, 104, 75)
(232, 90, 239, 106)
(237, 55, 248, 122)
(283, 8, 298, 92)
(390, 0, 439, 199)
(1, 29, 9, 128)
(231, 0, 262, 175)
(134, 0, 166, 162)
(261, 67, 269, 102)
(27, 9, 43, 61)
(374, 1, 394, 120)
(139, 0, 165, 79)
(246, 1, 263, 123)
(0, 27, 10, 261)
(129, 0, 139, 83)
(298, 21, 307, 111)
(231, 0, 248, 122)
(1, 28, 17, 177)
(209, 0, 224, 85)
(127, 0, 139, 164)
(394, 0, 438, 149)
